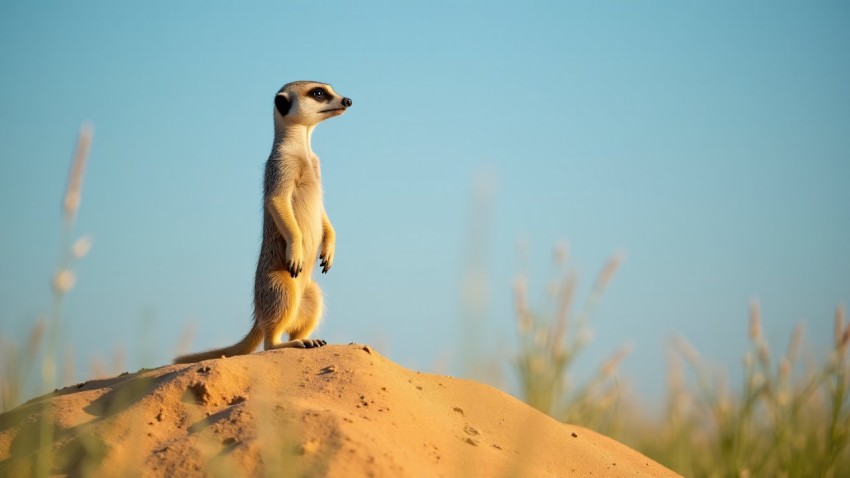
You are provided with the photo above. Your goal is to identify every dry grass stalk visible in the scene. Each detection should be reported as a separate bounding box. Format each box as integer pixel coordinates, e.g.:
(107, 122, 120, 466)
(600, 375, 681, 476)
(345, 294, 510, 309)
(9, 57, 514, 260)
(1, 321, 45, 412)
(552, 272, 576, 353)
(600, 344, 632, 378)
(837, 305, 849, 357)
(672, 336, 700, 365)
(748, 299, 762, 341)
(653, 305, 850, 477)
(47, 123, 95, 380)
(786, 324, 803, 365)
(513, 275, 531, 333)
(0, 125, 97, 476)
(591, 251, 623, 302)
(514, 244, 624, 427)
(552, 241, 568, 266)
(62, 123, 93, 220)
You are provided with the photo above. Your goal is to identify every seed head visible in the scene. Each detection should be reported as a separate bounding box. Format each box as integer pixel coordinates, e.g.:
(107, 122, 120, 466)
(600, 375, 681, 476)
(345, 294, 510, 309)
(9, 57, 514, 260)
(748, 299, 762, 342)
(72, 235, 94, 259)
(53, 269, 76, 294)
(62, 124, 93, 220)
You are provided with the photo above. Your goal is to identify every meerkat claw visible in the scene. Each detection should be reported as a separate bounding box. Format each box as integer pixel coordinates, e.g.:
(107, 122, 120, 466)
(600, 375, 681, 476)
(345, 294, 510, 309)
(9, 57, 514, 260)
(288, 261, 303, 278)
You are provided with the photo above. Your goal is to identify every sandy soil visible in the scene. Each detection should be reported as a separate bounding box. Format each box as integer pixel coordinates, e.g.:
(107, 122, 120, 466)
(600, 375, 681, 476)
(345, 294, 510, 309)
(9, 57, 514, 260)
(0, 344, 679, 477)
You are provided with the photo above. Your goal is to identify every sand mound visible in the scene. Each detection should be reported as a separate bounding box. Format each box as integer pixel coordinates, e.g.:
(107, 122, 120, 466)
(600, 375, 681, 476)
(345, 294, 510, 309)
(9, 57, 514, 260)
(0, 344, 678, 477)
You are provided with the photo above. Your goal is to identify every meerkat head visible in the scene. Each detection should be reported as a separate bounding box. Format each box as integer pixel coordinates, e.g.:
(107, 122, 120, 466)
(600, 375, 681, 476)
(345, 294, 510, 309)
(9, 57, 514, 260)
(274, 81, 352, 127)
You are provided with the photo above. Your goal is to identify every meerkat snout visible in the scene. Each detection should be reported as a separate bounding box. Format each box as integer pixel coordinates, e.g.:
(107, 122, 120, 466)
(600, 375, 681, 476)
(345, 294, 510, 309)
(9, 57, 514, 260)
(323, 96, 351, 114)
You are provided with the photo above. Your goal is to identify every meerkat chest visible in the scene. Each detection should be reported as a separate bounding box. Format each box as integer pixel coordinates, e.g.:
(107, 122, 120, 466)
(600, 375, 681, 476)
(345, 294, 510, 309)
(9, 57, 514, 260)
(292, 177, 322, 215)
(265, 152, 325, 251)
(291, 158, 322, 205)
(291, 160, 324, 245)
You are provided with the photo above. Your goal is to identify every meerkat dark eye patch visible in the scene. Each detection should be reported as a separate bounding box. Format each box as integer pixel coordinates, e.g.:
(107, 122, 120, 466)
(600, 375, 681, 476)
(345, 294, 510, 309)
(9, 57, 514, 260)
(307, 87, 332, 103)
(275, 94, 291, 116)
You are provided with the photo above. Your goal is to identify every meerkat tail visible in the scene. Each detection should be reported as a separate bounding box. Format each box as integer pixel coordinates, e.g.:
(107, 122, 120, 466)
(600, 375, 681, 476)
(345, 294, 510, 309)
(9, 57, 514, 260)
(173, 322, 264, 364)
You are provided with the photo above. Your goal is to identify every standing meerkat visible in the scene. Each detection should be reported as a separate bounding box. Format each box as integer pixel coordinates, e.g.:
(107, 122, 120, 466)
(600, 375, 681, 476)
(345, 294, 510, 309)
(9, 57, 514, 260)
(175, 81, 352, 364)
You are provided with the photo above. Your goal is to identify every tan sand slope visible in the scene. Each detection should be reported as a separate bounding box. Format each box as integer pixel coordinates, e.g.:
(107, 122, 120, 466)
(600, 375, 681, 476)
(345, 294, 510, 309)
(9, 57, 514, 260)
(0, 344, 679, 477)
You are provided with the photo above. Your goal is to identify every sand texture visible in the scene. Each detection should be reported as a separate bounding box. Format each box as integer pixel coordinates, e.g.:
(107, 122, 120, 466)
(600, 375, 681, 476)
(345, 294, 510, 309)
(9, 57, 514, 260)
(0, 344, 679, 477)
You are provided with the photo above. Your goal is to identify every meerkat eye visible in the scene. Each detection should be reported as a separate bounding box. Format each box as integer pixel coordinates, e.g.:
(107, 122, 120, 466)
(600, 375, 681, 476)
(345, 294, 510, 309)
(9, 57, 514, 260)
(310, 89, 325, 98)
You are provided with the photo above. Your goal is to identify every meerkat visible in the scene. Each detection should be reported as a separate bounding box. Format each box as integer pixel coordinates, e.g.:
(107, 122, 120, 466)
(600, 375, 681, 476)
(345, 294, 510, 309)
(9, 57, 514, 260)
(175, 81, 352, 364)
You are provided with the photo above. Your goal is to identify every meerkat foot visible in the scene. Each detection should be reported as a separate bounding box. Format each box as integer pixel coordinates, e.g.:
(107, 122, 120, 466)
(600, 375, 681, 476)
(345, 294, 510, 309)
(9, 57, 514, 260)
(301, 339, 327, 348)
(270, 339, 327, 349)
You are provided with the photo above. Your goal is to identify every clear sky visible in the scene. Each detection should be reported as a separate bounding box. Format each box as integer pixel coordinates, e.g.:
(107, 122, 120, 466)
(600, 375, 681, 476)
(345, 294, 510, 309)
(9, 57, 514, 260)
(1, 1, 848, 404)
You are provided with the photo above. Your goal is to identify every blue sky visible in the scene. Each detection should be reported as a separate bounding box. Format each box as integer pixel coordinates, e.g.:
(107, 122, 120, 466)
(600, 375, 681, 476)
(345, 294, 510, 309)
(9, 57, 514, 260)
(1, 1, 848, 404)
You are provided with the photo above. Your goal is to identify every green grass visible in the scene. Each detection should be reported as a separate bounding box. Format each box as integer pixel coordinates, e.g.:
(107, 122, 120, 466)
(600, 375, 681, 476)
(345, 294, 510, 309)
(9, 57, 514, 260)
(512, 246, 850, 477)
(0, 125, 94, 478)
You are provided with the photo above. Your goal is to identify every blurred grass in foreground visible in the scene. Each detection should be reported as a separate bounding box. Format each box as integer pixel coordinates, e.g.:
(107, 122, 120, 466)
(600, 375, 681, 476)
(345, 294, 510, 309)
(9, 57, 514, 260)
(513, 244, 849, 477)
(1, 125, 95, 477)
(1, 125, 94, 411)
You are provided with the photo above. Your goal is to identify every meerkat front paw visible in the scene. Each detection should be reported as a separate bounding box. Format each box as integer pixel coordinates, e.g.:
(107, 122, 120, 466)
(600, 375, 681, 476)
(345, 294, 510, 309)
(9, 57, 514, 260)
(286, 243, 304, 278)
(320, 242, 335, 274)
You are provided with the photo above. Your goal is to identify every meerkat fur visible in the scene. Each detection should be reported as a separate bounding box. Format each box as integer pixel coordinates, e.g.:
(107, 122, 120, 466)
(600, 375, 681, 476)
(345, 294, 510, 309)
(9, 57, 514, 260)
(175, 81, 352, 364)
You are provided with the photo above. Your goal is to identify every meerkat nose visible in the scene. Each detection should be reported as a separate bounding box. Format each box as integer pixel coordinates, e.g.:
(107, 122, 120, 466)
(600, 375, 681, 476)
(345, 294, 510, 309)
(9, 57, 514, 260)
(342, 97, 352, 108)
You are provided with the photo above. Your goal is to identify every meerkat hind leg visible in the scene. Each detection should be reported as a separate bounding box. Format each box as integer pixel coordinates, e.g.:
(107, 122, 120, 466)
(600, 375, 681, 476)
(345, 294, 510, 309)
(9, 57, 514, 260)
(279, 280, 326, 349)
(260, 271, 304, 350)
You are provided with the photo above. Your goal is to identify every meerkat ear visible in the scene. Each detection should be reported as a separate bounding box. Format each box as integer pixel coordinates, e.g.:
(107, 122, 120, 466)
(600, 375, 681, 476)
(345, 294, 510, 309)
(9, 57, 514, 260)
(275, 94, 291, 116)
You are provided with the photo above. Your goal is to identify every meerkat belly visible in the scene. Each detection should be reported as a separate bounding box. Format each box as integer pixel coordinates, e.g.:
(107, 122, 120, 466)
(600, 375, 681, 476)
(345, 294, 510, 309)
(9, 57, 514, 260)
(257, 183, 323, 276)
